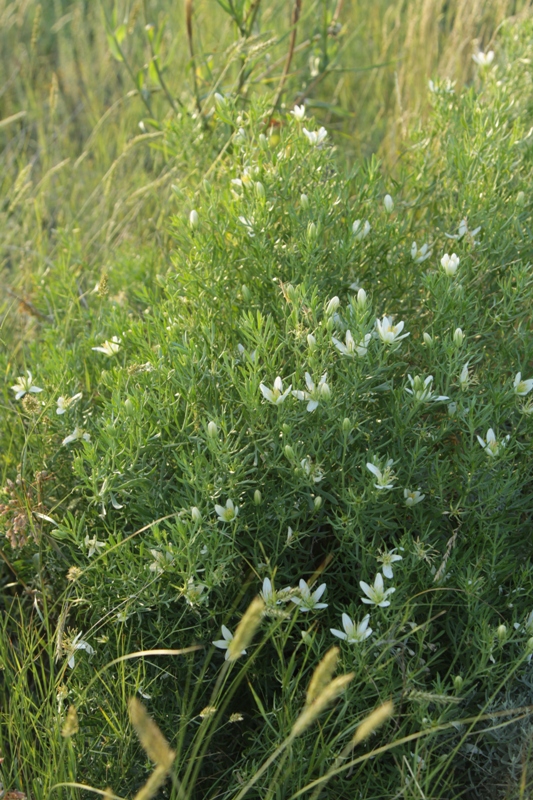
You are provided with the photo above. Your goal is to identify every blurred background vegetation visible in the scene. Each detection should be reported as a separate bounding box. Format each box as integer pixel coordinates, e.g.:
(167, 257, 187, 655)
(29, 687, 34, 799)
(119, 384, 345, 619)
(1, 0, 531, 285)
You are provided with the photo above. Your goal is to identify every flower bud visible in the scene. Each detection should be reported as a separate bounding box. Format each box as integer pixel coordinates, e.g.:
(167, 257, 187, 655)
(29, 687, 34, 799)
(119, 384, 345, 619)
(259, 133, 268, 147)
(313, 495, 323, 511)
(307, 333, 317, 350)
(342, 417, 352, 434)
(255, 181, 265, 202)
(241, 284, 251, 302)
(254, 489, 262, 505)
(191, 506, 202, 522)
(300, 193, 309, 209)
(214, 92, 226, 109)
(357, 288, 367, 307)
(307, 221, 318, 243)
(384, 194, 394, 212)
(284, 445, 295, 460)
(453, 327, 464, 346)
(423, 332, 433, 346)
(516, 190, 526, 206)
(319, 382, 331, 400)
(527, 637, 533, 653)
(453, 675, 463, 691)
(497, 624, 507, 642)
(207, 421, 218, 439)
(124, 397, 134, 415)
(285, 284, 298, 302)
(325, 296, 340, 316)
(189, 209, 199, 228)
(281, 423, 291, 436)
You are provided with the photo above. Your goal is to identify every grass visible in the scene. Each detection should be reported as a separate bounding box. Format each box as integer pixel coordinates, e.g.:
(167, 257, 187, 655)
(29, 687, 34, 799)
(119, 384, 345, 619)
(2, 1, 533, 799)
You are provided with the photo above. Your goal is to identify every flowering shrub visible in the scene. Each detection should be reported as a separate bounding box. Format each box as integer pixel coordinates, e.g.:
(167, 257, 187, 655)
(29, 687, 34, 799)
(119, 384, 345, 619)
(2, 19, 533, 800)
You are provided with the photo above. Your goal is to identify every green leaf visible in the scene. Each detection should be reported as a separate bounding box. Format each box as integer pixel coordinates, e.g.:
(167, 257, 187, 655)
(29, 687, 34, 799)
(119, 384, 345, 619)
(106, 32, 123, 62)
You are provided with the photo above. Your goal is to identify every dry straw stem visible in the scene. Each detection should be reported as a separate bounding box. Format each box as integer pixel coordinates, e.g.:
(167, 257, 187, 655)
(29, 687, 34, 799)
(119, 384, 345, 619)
(128, 697, 175, 770)
(228, 595, 265, 660)
(292, 673, 354, 737)
(306, 646, 340, 706)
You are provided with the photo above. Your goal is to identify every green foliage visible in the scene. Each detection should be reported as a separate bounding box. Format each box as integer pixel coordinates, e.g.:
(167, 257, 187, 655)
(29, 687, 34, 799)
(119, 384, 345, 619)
(2, 4, 533, 800)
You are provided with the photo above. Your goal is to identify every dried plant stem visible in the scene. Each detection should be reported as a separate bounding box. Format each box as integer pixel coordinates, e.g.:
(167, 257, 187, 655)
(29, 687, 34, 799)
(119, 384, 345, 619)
(185, 0, 202, 117)
(143, 0, 183, 112)
(270, 0, 302, 112)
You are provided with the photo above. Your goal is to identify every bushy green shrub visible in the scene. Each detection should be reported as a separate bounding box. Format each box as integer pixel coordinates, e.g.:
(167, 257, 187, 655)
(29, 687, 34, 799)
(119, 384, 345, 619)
(2, 19, 533, 800)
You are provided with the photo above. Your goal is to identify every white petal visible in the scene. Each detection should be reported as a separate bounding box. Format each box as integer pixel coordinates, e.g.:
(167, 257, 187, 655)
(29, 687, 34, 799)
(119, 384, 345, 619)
(312, 583, 327, 602)
(330, 628, 347, 640)
(221, 625, 233, 641)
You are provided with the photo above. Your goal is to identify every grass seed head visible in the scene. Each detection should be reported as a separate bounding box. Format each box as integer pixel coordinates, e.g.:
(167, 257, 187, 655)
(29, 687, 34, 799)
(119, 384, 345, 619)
(228, 596, 265, 661)
(128, 698, 175, 769)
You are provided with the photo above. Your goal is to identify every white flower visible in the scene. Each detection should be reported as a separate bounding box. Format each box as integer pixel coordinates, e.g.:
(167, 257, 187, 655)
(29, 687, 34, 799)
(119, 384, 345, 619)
(458, 362, 470, 389)
(331, 613, 372, 644)
(360, 573, 395, 607)
(291, 104, 306, 121)
(352, 219, 371, 240)
(149, 548, 175, 574)
(183, 577, 208, 607)
(356, 288, 367, 307)
(11, 370, 43, 400)
(453, 328, 464, 347)
(384, 194, 394, 212)
(291, 579, 328, 612)
(375, 315, 410, 346)
(472, 50, 494, 67)
(325, 296, 340, 316)
(377, 549, 403, 580)
(238, 216, 255, 236)
(300, 457, 324, 483)
(84, 534, 105, 557)
(62, 427, 91, 446)
(445, 218, 481, 242)
(514, 372, 533, 397)
(260, 376, 292, 405)
(207, 421, 218, 438)
(423, 332, 433, 346)
(411, 242, 432, 263)
(405, 374, 449, 403)
(191, 506, 202, 522)
(56, 392, 82, 415)
(92, 336, 121, 356)
(66, 632, 95, 669)
(366, 459, 396, 491)
(214, 498, 239, 522)
(189, 209, 199, 228)
(260, 577, 291, 610)
(261, 577, 276, 606)
(332, 330, 371, 357)
(292, 372, 330, 412)
(307, 333, 317, 350)
(440, 253, 460, 276)
(476, 428, 510, 458)
(404, 488, 425, 507)
(302, 126, 328, 146)
(213, 625, 245, 660)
